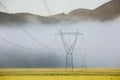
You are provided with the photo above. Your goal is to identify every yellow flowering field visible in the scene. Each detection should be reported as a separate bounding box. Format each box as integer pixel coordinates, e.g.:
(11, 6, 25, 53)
(0, 68, 120, 80)
(0, 76, 120, 80)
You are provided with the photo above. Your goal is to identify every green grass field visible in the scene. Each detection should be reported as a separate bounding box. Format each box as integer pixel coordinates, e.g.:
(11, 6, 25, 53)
(0, 68, 120, 80)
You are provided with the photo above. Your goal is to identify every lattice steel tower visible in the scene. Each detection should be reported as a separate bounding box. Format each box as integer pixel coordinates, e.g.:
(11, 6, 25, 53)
(58, 29, 83, 68)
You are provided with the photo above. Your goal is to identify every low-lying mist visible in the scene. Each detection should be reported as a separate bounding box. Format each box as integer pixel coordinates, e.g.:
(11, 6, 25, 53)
(0, 17, 120, 68)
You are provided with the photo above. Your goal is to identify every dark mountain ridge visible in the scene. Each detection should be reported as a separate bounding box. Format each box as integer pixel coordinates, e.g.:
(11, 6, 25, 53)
(64, 0, 120, 21)
(0, 0, 120, 25)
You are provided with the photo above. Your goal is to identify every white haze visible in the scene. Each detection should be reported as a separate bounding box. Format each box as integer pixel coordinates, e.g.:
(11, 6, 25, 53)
(0, 18, 120, 68)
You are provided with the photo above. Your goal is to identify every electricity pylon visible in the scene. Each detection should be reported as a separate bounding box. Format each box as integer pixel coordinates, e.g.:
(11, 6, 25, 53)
(57, 29, 83, 68)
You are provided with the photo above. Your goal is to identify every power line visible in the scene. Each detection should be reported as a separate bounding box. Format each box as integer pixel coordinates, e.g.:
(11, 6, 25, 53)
(16, 23, 55, 51)
(0, 19, 56, 51)
(42, 0, 52, 15)
(0, 33, 57, 53)
(0, 0, 54, 51)
(0, 1, 8, 12)
(0, 24, 56, 51)
(0, 35, 42, 51)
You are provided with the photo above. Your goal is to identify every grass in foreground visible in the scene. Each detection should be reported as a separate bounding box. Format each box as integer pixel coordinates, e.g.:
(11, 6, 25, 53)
(0, 68, 120, 80)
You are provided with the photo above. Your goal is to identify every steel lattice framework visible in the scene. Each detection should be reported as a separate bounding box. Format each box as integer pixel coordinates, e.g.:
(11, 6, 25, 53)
(58, 29, 83, 68)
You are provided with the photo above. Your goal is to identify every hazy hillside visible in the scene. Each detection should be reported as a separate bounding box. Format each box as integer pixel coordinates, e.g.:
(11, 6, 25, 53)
(0, 0, 120, 24)
(67, 0, 120, 21)
(0, 12, 60, 24)
(93, 0, 120, 20)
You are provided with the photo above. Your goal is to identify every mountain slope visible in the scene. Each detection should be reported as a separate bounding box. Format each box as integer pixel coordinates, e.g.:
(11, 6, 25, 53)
(67, 0, 120, 21)
(93, 0, 120, 20)
(0, 0, 120, 25)
(0, 12, 60, 24)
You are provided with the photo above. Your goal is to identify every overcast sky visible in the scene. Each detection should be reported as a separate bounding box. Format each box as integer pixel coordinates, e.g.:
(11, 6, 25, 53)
(2, 0, 110, 16)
